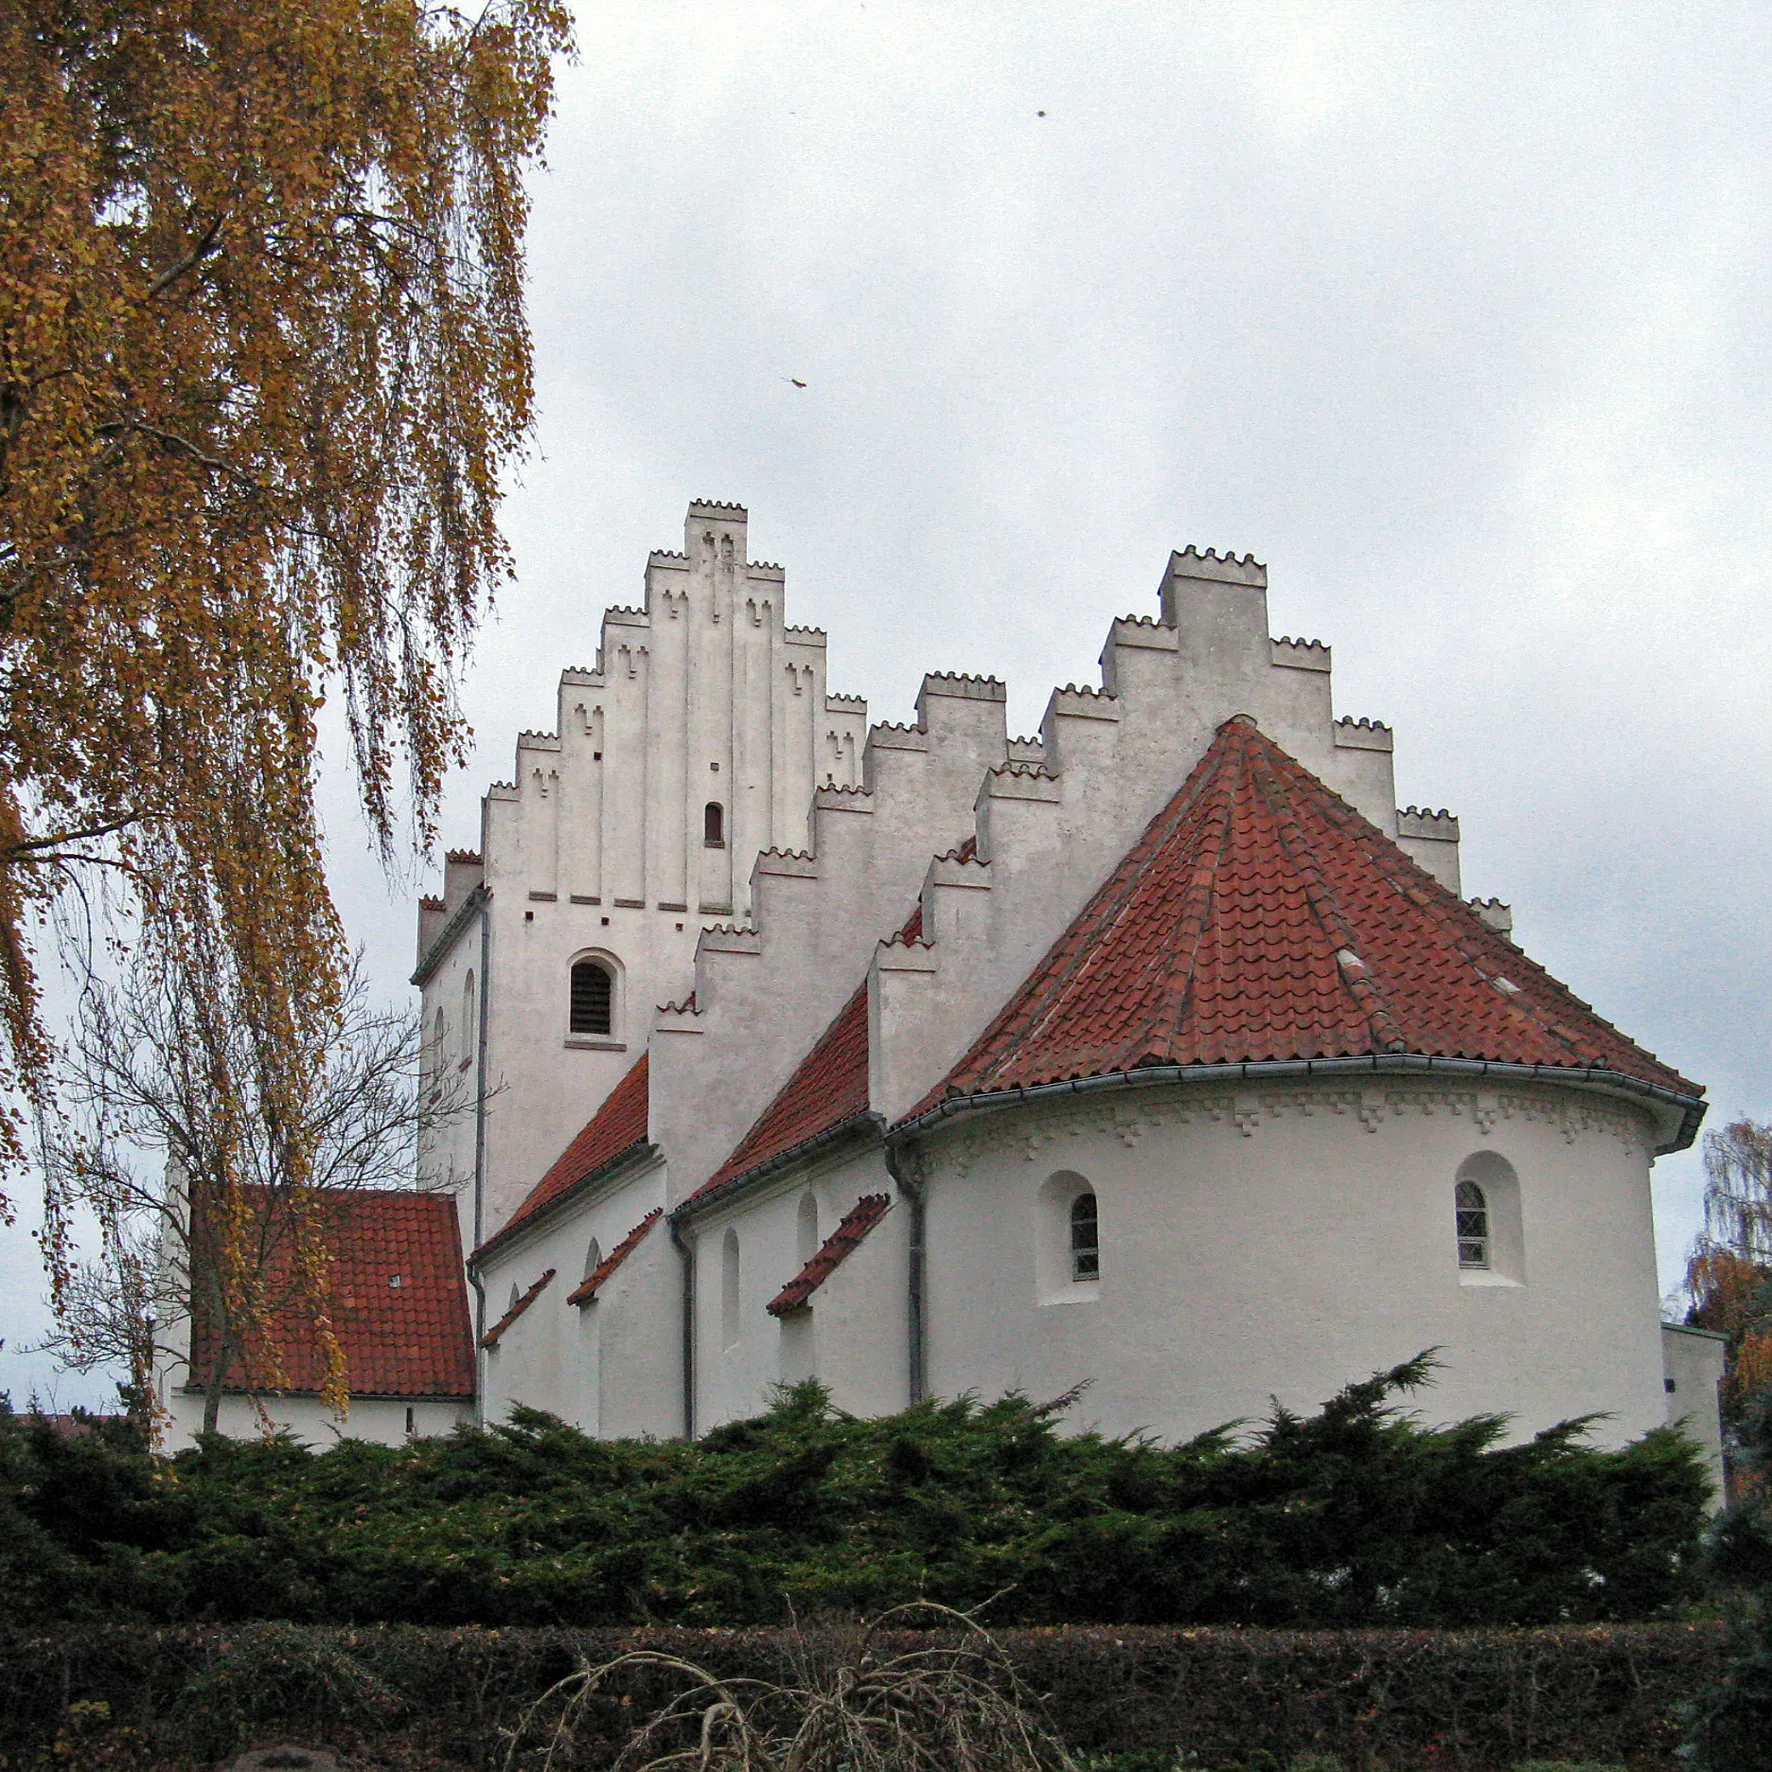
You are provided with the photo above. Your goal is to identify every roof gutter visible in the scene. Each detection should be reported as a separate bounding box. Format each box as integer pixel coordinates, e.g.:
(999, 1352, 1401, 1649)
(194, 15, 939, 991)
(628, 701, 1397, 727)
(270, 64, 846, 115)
(668, 1110, 883, 1225)
(670, 1214, 695, 1441)
(880, 1139, 926, 1404)
(891, 1055, 1706, 1156)
(467, 1137, 658, 1270)
(468, 890, 492, 1424)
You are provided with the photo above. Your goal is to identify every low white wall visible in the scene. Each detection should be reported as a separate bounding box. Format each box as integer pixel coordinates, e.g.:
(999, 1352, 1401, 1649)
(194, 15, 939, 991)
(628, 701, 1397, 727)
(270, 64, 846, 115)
(160, 1390, 468, 1450)
(688, 1148, 909, 1433)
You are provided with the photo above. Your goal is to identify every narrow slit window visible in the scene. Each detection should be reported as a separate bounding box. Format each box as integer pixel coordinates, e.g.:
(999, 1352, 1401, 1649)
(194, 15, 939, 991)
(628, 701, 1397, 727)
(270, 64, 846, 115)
(1456, 1179, 1490, 1268)
(1070, 1192, 1100, 1282)
(570, 959, 612, 1035)
(704, 801, 725, 847)
(721, 1228, 741, 1349)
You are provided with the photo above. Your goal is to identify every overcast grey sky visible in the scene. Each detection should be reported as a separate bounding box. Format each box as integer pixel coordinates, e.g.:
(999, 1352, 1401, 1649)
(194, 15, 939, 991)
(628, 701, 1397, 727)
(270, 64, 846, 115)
(7, 0, 1769, 1411)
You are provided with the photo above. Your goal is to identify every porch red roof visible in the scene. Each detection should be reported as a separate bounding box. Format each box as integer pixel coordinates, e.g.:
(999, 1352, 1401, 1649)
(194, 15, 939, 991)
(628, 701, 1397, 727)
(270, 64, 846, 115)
(188, 1189, 475, 1401)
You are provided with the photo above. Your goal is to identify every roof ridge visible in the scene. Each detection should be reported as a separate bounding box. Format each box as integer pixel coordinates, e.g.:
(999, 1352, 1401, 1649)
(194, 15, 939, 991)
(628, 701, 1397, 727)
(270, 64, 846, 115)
(1131, 740, 1242, 1067)
(1248, 740, 1409, 1055)
(931, 734, 1236, 1082)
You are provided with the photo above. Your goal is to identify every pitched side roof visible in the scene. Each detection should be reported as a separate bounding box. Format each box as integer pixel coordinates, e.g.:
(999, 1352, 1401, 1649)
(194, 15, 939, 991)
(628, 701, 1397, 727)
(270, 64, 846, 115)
(687, 894, 944, 1209)
(689, 983, 874, 1205)
(480, 1267, 556, 1348)
(566, 1208, 662, 1306)
(767, 1193, 892, 1315)
(189, 1190, 475, 1400)
(488, 1052, 650, 1252)
(916, 716, 1701, 1116)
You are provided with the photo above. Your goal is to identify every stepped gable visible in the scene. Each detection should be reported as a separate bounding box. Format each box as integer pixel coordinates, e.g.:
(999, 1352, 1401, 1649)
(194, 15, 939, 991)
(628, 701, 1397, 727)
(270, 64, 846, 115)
(767, 1194, 891, 1315)
(914, 716, 1702, 1113)
(488, 1053, 650, 1250)
(188, 1190, 474, 1400)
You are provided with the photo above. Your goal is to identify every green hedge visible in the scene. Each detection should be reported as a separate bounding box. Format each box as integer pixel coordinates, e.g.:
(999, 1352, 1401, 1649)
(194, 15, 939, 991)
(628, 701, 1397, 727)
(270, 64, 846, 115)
(0, 1358, 1711, 1630)
(0, 1618, 1729, 1769)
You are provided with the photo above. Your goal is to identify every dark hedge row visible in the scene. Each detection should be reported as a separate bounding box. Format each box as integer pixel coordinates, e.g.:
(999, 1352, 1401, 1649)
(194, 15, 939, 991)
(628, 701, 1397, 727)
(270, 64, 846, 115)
(1, 1357, 1710, 1628)
(0, 1617, 1731, 1769)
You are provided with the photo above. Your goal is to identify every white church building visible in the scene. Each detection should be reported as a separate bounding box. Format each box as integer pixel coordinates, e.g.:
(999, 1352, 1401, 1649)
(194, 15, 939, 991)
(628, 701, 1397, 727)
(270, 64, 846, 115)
(164, 501, 1725, 1479)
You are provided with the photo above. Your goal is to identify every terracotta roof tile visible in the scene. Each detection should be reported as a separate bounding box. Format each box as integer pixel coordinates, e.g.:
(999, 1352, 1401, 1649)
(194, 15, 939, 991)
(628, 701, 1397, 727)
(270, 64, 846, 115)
(490, 1053, 650, 1250)
(691, 985, 873, 1203)
(480, 1267, 556, 1348)
(566, 1208, 662, 1306)
(690, 895, 934, 1204)
(767, 1194, 892, 1315)
(189, 1190, 474, 1400)
(913, 716, 1701, 1115)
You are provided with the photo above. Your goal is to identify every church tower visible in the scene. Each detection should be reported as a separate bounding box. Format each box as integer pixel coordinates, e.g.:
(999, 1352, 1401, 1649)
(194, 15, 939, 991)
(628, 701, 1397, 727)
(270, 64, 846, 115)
(412, 503, 868, 1248)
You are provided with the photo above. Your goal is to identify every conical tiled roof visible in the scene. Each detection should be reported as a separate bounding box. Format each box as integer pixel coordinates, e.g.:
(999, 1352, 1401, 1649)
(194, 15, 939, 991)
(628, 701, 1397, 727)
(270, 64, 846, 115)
(914, 717, 1701, 1123)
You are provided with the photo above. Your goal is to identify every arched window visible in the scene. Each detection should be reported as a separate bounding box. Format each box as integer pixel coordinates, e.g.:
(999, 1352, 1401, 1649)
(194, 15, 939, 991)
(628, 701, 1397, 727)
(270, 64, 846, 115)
(507, 1282, 520, 1314)
(721, 1228, 741, 1349)
(1070, 1192, 1100, 1282)
(583, 1237, 603, 1282)
(704, 801, 725, 847)
(461, 970, 477, 1064)
(570, 958, 613, 1035)
(1455, 1179, 1490, 1268)
(796, 1191, 820, 1266)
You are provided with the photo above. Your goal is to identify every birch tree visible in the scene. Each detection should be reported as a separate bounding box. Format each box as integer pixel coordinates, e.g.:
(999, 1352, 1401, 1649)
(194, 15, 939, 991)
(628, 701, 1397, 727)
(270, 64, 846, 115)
(0, 0, 568, 1332)
(1686, 1117, 1772, 1433)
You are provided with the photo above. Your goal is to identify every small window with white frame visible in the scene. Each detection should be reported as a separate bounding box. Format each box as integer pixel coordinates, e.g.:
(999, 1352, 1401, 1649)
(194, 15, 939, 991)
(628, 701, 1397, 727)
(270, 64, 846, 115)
(1455, 1179, 1490, 1268)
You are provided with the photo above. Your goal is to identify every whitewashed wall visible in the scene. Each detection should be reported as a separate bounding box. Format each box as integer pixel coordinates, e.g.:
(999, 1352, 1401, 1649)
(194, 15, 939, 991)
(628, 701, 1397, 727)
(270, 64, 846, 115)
(475, 1156, 680, 1437)
(416, 503, 869, 1245)
(915, 1076, 1668, 1448)
(1661, 1322, 1728, 1503)
(685, 1152, 909, 1432)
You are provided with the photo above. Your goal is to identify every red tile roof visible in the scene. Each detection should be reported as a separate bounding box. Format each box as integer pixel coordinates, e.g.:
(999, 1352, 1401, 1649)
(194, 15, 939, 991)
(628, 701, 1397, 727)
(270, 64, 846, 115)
(488, 1053, 651, 1252)
(188, 1189, 475, 1400)
(767, 1193, 892, 1315)
(691, 983, 874, 1203)
(480, 1267, 556, 1348)
(685, 879, 953, 1208)
(566, 1208, 662, 1306)
(913, 716, 1701, 1117)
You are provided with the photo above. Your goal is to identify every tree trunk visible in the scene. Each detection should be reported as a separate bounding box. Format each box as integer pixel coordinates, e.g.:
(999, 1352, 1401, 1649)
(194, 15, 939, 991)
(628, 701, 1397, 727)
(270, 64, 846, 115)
(202, 1334, 229, 1436)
